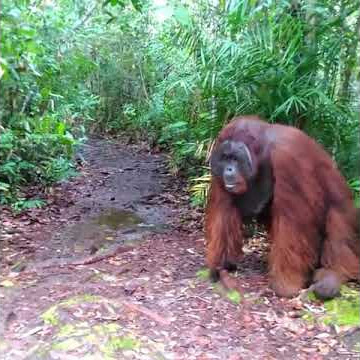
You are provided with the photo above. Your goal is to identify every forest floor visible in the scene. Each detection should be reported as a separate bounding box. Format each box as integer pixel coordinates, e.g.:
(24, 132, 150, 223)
(0, 137, 359, 360)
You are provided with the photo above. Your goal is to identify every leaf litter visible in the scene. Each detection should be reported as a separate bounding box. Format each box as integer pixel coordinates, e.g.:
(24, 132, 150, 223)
(0, 137, 359, 359)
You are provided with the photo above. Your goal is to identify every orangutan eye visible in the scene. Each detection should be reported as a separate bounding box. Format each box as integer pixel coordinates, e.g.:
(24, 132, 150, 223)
(222, 154, 231, 161)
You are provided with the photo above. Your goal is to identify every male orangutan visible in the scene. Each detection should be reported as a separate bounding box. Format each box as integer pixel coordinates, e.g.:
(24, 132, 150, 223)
(206, 115, 359, 299)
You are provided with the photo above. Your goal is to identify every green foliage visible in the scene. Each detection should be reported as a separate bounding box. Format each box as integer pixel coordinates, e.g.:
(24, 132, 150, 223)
(150, 0, 358, 203)
(189, 173, 211, 207)
(0, 0, 96, 206)
(1, 0, 359, 208)
(94, 0, 358, 199)
(11, 198, 46, 213)
(349, 179, 360, 207)
(0, 116, 78, 204)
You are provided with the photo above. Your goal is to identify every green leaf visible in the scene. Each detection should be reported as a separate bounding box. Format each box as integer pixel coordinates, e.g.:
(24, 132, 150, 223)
(227, 290, 241, 304)
(174, 6, 191, 27)
(0, 182, 10, 192)
(131, 0, 143, 12)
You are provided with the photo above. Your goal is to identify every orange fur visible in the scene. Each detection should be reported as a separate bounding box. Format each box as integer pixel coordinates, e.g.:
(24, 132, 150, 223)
(322, 206, 359, 280)
(205, 115, 360, 297)
(205, 177, 244, 272)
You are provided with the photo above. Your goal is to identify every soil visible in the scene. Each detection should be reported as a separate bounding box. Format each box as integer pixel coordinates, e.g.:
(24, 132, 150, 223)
(0, 137, 359, 360)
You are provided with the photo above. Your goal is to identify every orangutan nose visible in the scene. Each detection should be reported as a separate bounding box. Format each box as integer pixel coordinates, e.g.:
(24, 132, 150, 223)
(224, 165, 236, 184)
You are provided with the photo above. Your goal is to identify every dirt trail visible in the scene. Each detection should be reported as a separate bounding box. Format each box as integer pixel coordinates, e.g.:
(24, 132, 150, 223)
(0, 138, 358, 360)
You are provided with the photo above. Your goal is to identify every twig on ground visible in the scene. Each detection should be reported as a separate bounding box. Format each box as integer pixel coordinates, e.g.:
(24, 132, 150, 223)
(123, 301, 172, 326)
(68, 245, 134, 266)
(23, 245, 134, 275)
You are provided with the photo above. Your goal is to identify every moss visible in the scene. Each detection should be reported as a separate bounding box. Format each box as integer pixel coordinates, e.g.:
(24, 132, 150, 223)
(103, 335, 140, 356)
(196, 268, 210, 280)
(322, 287, 359, 326)
(306, 285, 360, 326)
(103, 323, 122, 333)
(302, 311, 316, 323)
(58, 324, 76, 337)
(41, 305, 59, 325)
(41, 294, 102, 326)
(53, 338, 82, 351)
(253, 297, 264, 305)
(93, 323, 121, 335)
(211, 282, 223, 293)
(226, 289, 241, 304)
(44, 321, 126, 357)
(33, 348, 50, 359)
(307, 291, 317, 302)
(62, 294, 100, 306)
(85, 333, 98, 344)
(210, 282, 242, 304)
(108, 336, 139, 350)
(60, 325, 90, 338)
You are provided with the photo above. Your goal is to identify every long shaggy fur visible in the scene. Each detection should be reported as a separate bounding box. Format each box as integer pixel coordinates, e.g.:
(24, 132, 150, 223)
(205, 116, 359, 297)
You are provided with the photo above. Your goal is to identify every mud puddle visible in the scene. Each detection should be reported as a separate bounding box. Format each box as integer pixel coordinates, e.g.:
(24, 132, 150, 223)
(57, 208, 168, 256)
(94, 208, 142, 229)
(0, 137, 179, 345)
(11, 137, 176, 267)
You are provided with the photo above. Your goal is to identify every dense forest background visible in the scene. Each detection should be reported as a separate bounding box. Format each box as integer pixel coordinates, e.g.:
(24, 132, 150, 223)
(1, 0, 359, 210)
